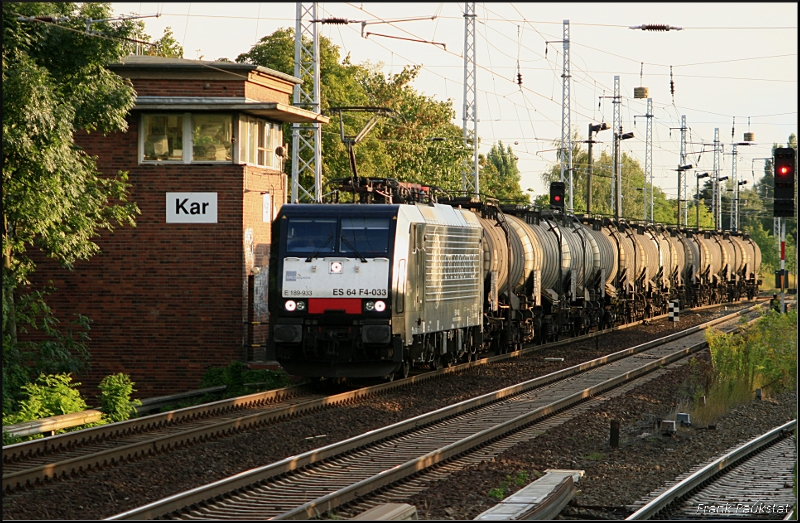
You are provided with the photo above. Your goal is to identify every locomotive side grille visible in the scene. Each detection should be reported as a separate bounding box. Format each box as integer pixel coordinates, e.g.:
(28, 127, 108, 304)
(423, 225, 482, 303)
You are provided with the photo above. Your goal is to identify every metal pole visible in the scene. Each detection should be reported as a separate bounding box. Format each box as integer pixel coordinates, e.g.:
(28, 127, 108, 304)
(646, 98, 653, 222)
(291, 2, 322, 203)
(731, 143, 738, 232)
(462, 2, 478, 197)
(780, 218, 786, 313)
(615, 133, 621, 221)
(713, 128, 719, 230)
(587, 124, 594, 215)
(560, 20, 573, 213)
(611, 76, 620, 215)
(679, 115, 687, 227)
(696, 175, 700, 228)
(681, 116, 688, 226)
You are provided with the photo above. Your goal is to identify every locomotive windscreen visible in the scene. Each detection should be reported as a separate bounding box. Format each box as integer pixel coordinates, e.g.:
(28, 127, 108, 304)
(285, 218, 337, 253)
(284, 216, 391, 256)
(340, 217, 391, 255)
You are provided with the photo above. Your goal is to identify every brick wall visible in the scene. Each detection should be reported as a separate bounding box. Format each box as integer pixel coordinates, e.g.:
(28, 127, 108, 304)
(26, 116, 267, 399)
(244, 82, 290, 104)
(131, 78, 245, 98)
(19, 61, 301, 400)
(242, 165, 286, 360)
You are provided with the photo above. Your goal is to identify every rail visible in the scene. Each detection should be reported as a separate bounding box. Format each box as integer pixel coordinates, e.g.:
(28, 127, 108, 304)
(106, 308, 759, 520)
(625, 420, 797, 520)
(3, 299, 774, 441)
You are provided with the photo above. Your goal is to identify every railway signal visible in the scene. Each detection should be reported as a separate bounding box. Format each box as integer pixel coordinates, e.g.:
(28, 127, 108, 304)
(773, 147, 795, 217)
(550, 181, 565, 209)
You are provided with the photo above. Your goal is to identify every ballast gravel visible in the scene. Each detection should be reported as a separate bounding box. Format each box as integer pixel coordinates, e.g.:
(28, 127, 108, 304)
(3, 304, 794, 521)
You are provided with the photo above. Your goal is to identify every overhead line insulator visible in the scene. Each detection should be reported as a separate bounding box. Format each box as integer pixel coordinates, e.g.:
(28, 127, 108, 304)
(313, 17, 350, 24)
(629, 24, 683, 31)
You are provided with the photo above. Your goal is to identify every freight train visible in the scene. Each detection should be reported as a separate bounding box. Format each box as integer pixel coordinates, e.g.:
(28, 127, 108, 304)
(267, 177, 761, 380)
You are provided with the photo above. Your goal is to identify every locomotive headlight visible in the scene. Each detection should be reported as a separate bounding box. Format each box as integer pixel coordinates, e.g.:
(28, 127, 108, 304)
(330, 261, 343, 273)
(374, 300, 386, 312)
(365, 301, 375, 311)
(295, 300, 306, 311)
(284, 300, 297, 312)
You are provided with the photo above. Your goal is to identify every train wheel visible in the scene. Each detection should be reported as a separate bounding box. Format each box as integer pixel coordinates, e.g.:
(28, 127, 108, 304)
(385, 372, 395, 382)
(401, 360, 411, 378)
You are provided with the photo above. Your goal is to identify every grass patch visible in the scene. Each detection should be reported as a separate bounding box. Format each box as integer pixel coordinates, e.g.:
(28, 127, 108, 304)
(584, 451, 605, 461)
(488, 471, 529, 501)
(683, 308, 796, 427)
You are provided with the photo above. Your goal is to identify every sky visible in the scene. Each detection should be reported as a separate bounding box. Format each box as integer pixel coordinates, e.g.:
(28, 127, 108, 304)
(110, 2, 798, 204)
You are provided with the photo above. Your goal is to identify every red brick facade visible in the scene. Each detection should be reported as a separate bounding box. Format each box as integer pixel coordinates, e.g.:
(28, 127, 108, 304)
(24, 57, 316, 399)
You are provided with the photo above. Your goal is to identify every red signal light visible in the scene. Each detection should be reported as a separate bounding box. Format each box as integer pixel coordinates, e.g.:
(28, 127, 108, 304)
(554, 195, 561, 202)
(778, 165, 791, 176)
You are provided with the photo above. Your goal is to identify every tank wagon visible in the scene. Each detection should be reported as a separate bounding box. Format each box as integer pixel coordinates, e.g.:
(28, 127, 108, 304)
(268, 177, 761, 380)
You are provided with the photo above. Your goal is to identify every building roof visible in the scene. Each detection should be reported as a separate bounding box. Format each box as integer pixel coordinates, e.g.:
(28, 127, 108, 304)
(107, 54, 302, 84)
(108, 55, 329, 124)
(132, 96, 329, 124)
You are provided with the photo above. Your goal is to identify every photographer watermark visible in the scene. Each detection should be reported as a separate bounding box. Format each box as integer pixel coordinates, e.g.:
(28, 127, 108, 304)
(696, 500, 792, 515)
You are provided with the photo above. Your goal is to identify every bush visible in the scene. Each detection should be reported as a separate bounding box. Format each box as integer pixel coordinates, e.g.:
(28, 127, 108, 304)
(690, 309, 798, 426)
(201, 361, 291, 398)
(2, 373, 101, 445)
(98, 373, 142, 423)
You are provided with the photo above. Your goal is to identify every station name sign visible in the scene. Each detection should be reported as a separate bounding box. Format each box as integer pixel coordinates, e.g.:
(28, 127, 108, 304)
(166, 192, 218, 223)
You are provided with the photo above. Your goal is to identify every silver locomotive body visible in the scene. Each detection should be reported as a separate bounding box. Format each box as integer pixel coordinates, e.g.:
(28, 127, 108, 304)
(269, 203, 483, 378)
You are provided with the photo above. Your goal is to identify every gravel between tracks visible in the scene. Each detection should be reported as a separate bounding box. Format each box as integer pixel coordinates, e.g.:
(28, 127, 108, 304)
(3, 304, 794, 521)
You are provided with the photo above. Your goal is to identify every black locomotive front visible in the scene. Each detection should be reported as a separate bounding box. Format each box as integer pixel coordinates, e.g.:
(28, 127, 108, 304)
(268, 205, 402, 378)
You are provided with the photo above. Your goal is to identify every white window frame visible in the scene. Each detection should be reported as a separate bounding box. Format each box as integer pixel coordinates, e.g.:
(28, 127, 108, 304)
(139, 112, 235, 165)
(239, 115, 282, 169)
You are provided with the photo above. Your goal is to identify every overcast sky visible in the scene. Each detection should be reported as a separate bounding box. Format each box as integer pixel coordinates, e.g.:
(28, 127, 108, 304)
(111, 2, 798, 201)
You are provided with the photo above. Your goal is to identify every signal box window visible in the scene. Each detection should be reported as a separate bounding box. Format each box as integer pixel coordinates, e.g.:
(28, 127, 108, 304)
(192, 114, 233, 162)
(286, 218, 337, 253)
(240, 116, 281, 168)
(143, 114, 184, 161)
(340, 217, 391, 255)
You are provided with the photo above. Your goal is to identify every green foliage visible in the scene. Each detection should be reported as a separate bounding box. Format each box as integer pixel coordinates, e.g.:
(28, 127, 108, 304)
(144, 26, 183, 58)
(480, 143, 526, 202)
(539, 131, 683, 223)
(585, 451, 605, 461)
(487, 472, 528, 501)
(693, 309, 797, 425)
(98, 373, 142, 423)
(201, 361, 292, 398)
(3, 2, 141, 401)
(706, 309, 797, 392)
(3, 287, 91, 412)
(236, 28, 468, 198)
(2, 373, 104, 444)
(14, 373, 87, 419)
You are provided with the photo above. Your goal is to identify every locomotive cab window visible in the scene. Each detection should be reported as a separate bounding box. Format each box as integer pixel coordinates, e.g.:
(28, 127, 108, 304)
(286, 218, 337, 253)
(340, 217, 391, 255)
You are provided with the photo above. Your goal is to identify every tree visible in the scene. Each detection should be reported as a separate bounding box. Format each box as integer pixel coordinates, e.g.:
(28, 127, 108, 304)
(143, 26, 184, 58)
(3, 2, 140, 409)
(539, 130, 679, 223)
(480, 143, 525, 202)
(236, 28, 467, 198)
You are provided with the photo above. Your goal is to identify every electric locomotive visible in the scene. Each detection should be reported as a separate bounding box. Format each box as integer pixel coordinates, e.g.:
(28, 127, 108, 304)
(268, 200, 484, 379)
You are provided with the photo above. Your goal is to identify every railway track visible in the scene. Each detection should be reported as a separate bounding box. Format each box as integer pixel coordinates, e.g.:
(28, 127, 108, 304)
(106, 306, 765, 520)
(0, 301, 763, 494)
(626, 420, 796, 520)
